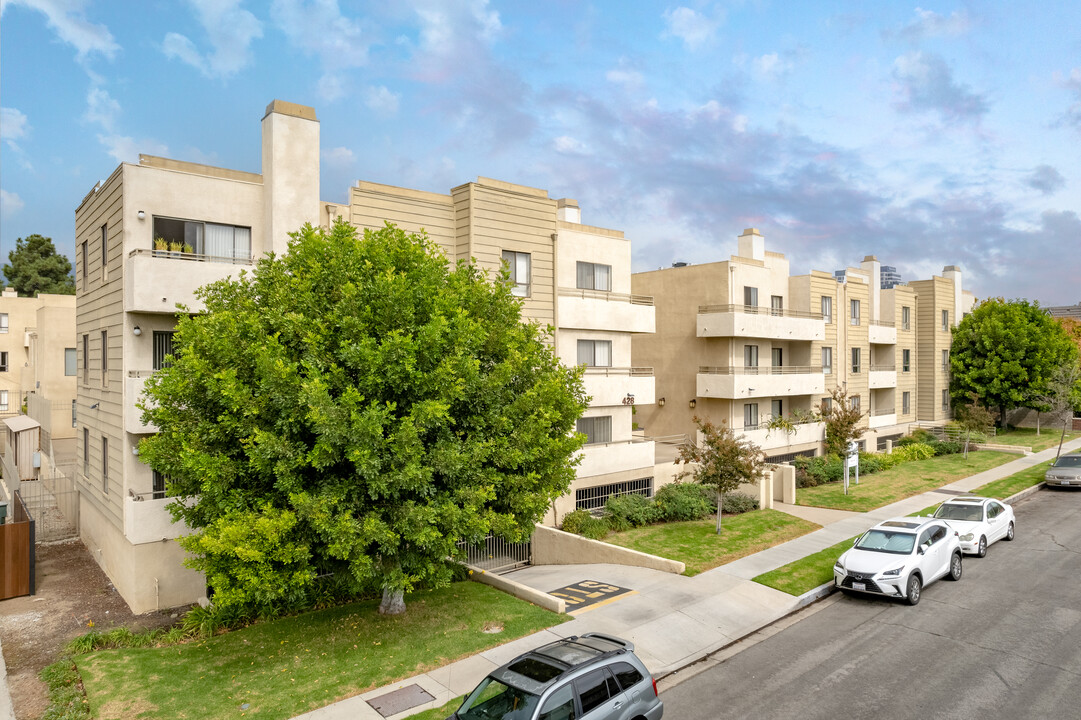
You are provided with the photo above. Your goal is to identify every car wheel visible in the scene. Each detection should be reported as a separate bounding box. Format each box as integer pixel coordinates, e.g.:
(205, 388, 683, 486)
(977, 536, 987, 558)
(948, 552, 963, 581)
(1005, 522, 1015, 541)
(906, 574, 922, 606)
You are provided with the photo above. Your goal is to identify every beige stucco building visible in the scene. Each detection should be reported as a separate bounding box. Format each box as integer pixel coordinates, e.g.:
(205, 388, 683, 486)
(73, 100, 655, 613)
(632, 230, 968, 459)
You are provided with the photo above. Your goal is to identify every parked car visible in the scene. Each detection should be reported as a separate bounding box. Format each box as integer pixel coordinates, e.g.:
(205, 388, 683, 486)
(1045, 453, 1081, 488)
(450, 632, 663, 720)
(932, 496, 1015, 557)
(834, 517, 962, 606)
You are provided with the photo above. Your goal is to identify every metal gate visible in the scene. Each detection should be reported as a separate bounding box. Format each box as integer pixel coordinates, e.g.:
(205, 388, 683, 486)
(16, 465, 79, 543)
(457, 533, 532, 574)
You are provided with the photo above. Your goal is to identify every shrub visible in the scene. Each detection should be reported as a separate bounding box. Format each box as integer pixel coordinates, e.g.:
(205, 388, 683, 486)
(720, 492, 759, 514)
(794, 455, 845, 488)
(654, 482, 713, 521)
(930, 439, 963, 456)
(560, 509, 611, 539)
(560, 509, 592, 535)
(605, 493, 660, 528)
(897, 429, 937, 447)
(892, 442, 935, 462)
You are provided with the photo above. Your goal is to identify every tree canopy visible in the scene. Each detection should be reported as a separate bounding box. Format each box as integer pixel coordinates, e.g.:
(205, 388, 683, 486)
(949, 298, 1078, 426)
(820, 388, 864, 457)
(677, 416, 764, 533)
(2, 234, 75, 296)
(139, 221, 588, 616)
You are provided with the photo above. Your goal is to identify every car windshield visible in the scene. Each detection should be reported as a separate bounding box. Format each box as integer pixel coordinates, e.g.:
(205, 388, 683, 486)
(934, 504, 982, 522)
(1053, 456, 1081, 468)
(458, 677, 540, 720)
(855, 529, 916, 554)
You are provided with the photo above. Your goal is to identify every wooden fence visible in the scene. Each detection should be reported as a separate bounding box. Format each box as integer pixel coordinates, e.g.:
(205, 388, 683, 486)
(0, 491, 35, 600)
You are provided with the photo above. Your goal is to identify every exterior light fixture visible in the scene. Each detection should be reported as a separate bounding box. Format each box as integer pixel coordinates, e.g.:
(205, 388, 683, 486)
(133, 325, 142, 336)
(657, 397, 666, 407)
(137, 210, 146, 220)
(688, 399, 697, 409)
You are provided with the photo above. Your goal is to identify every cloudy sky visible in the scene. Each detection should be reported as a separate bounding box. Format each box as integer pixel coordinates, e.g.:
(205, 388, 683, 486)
(2, 1, 1079, 304)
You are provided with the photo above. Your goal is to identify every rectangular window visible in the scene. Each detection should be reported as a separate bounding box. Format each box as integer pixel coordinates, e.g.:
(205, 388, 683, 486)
(152, 470, 168, 500)
(850, 299, 860, 326)
(72, 399, 77, 428)
(771, 295, 783, 316)
(941, 349, 949, 373)
(153, 331, 176, 370)
(100, 223, 108, 281)
(743, 286, 758, 311)
(902, 306, 911, 331)
(942, 389, 949, 411)
(575, 477, 652, 512)
(81, 240, 88, 284)
(576, 261, 611, 291)
(101, 330, 108, 387)
(577, 416, 612, 445)
(903, 391, 911, 415)
(153, 216, 252, 262)
(577, 339, 612, 367)
(771, 347, 783, 368)
(902, 349, 911, 373)
(0, 351, 7, 372)
(82, 334, 89, 384)
(942, 309, 949, 331)
(501, 250, 531, 297)
(744, 345, 759, 372)
(101, 435, 109, 493)
(850, 395, 861, 412)
(821, 397, 832, 414)
(83, 428, 89, 477)
(0, 390, 8, 412)
(65, 347, 77, 376)
(744, 403, 759, 431)
(821, 296, 832, 323)
(0, 313, 7, 333)
(851, 347, 861, 374)
(822, 347, 833, 374)
(771, 399, 783, 419)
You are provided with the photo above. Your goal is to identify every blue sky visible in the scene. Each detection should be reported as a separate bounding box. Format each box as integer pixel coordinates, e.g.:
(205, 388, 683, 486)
(2, 1, 1079, 304)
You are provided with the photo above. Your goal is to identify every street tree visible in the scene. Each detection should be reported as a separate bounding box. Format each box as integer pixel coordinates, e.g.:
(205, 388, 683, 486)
(820, 388, 865, 457)
(140, 221, 588, 616)
(949, 298, 1078, 427)
(2, 234, 75, 296)
(953, 394, 995, 459)
(677, 416, 765, 534)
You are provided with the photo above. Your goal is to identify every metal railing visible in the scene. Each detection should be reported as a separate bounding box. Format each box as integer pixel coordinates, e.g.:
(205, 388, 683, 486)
(698, 304, 823, 320)
(456, 533, 531, 573)
(872, 408, 897, 416)
(699, 365, 822, 375)
(127, 370, 156, 378)
(870, 365, 896, 372)
(129, 248, 254, 266)
(558, 287, 654, 306)
(870, 319, 896, 328)
(582, 366, 654, 377)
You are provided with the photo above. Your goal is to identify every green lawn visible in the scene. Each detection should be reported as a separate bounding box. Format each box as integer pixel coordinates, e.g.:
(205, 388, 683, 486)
(971, 459, 1054, 499)
(76, 582, 565, 720)
(990, 427, 1079, 452)
(410, 696, 465, 719)
(752, 536, 857, 596)
(604, 509, 821, 576)
(795, 451, 1015, 512)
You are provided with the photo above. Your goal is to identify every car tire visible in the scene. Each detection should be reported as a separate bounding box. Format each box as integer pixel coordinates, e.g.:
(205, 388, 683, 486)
(948, 552, 963, 581)
(905, 574, 922, 606)
(977, 536, 987, 558)
(1005, 522, 1015, 541)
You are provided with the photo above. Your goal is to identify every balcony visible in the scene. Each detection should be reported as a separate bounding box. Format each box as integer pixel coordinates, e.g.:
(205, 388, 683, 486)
(740, 421, 826, 452)
(124, 491, 192, 544)
(582, 367, 655, 407)
(558, 288, 655, 333)
(125, 371, 157, 434)
(869, 408, 898, 429)
(868, 365, 897, 389)
(697, 366, 825, 400)
(125, 249, 254, 314)
(868, 320, 897, 345)
(697, 304, 823, 341)
(576, 438, 656, 478)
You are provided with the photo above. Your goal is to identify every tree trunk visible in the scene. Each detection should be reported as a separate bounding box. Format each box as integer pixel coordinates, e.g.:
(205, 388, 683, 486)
(1036, 411, 1041, 436)
(715, 490, 724, 534)
(1057, 417, 1069, 461)
(963, 430, 970, 459)
(379, 587, 406, 615)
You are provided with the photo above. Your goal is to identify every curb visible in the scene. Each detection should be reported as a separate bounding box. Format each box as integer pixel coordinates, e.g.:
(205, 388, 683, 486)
(1002, 482, 1046, 505)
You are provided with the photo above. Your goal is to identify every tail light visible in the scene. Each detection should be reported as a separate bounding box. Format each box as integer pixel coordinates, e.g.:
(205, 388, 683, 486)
(651, 676, 658, 697)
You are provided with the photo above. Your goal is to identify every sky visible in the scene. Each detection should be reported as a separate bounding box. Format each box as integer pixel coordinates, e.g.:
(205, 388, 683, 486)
(1, 0, 1079, 305)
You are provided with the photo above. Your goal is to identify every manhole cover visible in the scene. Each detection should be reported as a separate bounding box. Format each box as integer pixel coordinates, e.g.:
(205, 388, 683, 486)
(367, 683, 435, 717)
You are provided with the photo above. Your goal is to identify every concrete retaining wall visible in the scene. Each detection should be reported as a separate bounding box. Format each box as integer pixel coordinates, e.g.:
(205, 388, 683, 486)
(467, 564, 566, 614)
(532, 524, 686, 574)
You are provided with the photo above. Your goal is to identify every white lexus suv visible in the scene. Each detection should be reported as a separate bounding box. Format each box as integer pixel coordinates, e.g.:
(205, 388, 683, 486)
(834, 517, 963, 606)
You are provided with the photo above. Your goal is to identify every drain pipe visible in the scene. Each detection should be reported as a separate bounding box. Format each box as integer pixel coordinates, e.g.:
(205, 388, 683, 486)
(155, 577, 159, 612)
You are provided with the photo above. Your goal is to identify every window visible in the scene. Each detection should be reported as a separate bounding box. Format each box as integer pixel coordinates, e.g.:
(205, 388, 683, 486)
(743, 286, 758, 310)
(771, 347, 783, 368)
(744, 345, 759, 371)
(83, 428, 89, 476)
(771, 399, 783, 418)
(942, 349, 949, 373)
(942, 389, 949, 411)
(576, 261, 611, 291)
(771, 295, 783, 316)
(72, 399, 77, 428)
(744, 403, 759, 431)
(101, 435, 109, 493)
(152, 470, 168, 500)
(821, 296, 832, 323)
(153, 216, 252, 262)
(575, 478, 652, 511)
(101, 330, 108, 387)
(81, 240, 88, 284)
(851, 347, 861, 374)
(577, 416, 612, 445)
(0, 390, 7, 412)
(538, 684, 575, 720)
(850, 299, 860, 325)
(850, 395, 861, 412)
(902, 306, 911, 331)
(577, 339, 612, 367)
(501, 250, 531, 297)
(0, 351, 7, 372)
(65, 348, 77, 376)
(821, 397, 832, 414)
(575, 669, 614, 715)
(942, 309, 949, 331)
(822, 347, 833, 374)
(82, 334, 89, 383)
(0, 313, 7, 333)
(100, 223, 108, 280)
(153, 331, 176, 370)
(903, 391, 911, 415)
(902, 349, 911, 373)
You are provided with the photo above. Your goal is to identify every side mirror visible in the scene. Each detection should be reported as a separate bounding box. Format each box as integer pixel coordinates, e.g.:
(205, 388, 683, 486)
(917, 546, 925, 555)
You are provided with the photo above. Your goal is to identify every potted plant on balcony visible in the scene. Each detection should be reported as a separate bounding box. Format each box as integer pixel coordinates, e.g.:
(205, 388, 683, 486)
(153, 237, 168, 257)
(168, 240, 183, 258)
(182, 242, 194, 258)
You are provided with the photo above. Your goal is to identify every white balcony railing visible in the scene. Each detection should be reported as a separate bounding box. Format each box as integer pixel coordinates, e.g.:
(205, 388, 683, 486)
(575, 438, 656, 479)
(582, 367, 656, 407)
(740, 421, 826, 452)
(125, 249, 254, 314)
(125, 372, 157, 434)
(124, 491, 191, 544)
(558, 288, 655, 333)
(869, 321, 897, 345)
(868, 367, 898, 389)
(697, 304, 823, 341)
(869, 411, 898, 429)
(696, 366, 825, 399)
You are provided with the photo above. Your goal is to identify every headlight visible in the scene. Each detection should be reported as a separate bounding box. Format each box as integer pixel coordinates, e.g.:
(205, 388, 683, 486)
(881, 567, 903, 576)
(959, 533, 974, 542)
(834, 561, 844, 572)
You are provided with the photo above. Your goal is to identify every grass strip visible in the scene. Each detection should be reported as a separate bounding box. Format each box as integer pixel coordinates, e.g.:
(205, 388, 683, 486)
(408, 695, 466, 719)
(752, 536, 858, 596)
(76, 581, 565, 720)
(986, 428, 1079, 452)
(972, 460, 1054, 499)
(604, 509, 820, 576)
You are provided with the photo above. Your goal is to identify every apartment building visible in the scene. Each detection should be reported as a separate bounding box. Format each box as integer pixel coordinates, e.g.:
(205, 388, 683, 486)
(73, 100, 654, 613)
(632, 230, 962, 460)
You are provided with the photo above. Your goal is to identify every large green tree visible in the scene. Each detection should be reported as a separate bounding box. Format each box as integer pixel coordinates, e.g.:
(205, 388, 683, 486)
(139, 221, 588, 616)
(949, 298, 1078, 427)
(2, 234, 76, 296)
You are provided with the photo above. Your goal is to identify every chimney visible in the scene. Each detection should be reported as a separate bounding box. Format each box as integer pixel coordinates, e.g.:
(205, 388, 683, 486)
(943, 265, 963, 324)
(557, 198, 580, 223)
(262, 100, 320, 255)
(737, 228, 765, 261)
(860, 255, 881, 321)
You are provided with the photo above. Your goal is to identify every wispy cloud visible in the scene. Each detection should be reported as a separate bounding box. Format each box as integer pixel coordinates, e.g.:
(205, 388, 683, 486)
(753, 52, 795, 81)
(0, 189, 25, 218)
(322, 146, 355, 167)
(889, 7, 972, 43)
(365, 85, 400, 115)
(661, 6, 722, 51)
(891, 51, 988, 123)
(271, 0, 374, 101)
(84, 86, 120, 131)
(1, 0, 118, 60)
(97, 134, 169, 164)
(1027, 165, 1065, 195)
(1054, 67, 1081, 132)
(0, 107, 29, 150)
(163, 0, 263, 79)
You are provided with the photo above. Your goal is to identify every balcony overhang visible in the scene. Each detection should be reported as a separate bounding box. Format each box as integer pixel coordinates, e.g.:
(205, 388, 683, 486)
(558, 289, 655, 333)
(697, 305, 823, 341)
(696, 367, 825, 399)
(125, 249, 253, 314)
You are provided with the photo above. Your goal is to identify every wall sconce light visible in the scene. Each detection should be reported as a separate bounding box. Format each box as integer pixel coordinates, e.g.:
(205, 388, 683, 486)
(132, 446, 140, 456)
(132, 325, 142, 336)
(688, 399, 697, 409)
(89, 402, 100, 409)
(657, 397, 666, 407)
(748, 388, 756, 394)
(137, 210, 146, 220)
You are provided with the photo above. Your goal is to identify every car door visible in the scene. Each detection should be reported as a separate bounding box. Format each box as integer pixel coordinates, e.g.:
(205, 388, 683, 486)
(574, 667, 628, 720)
(538, 684, 576, 720)
(608, 661, 650, 716)
(986, 502, 1006, 541)
(916, 527, 937, 579)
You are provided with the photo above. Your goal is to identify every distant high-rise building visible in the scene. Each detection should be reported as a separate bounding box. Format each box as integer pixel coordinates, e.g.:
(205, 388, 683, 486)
(880, 265, 904, 289)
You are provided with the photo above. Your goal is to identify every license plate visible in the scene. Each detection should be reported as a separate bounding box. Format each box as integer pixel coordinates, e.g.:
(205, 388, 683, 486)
(1063, 480, 1071, 486)
(853, 582, 866, 591)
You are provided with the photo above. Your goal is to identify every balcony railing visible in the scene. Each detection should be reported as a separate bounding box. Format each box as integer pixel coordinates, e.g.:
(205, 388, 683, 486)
(558, 287, 654, 306)
(132, 248, 254, 265)
(870, 365, 896, 372)
(872, 408, 897, 416)
(582, 366, 654, 377)
(698, 304, 823, 320)
(699, 365, 821, 376)
(870, 319, 896, 328)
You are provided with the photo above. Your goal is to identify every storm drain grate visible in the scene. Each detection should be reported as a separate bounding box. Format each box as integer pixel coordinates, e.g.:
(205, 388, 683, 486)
(367, 684, 435, 717)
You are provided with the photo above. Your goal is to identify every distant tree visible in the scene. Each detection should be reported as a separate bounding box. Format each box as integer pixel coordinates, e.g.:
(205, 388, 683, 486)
(140, 221, 588, 617)
(1042, 362, 1081, 461)
(2, 234, 75, 296)
(949, 298, 1078, 427)
(953, 395, 995, 459)
(820, 388, 865, 457)
(677, 416, 765, 534)
(1056, 317, 1081, 357)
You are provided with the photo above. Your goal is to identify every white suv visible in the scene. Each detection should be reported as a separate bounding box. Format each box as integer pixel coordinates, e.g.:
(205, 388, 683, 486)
(834, 517, 963, 605)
